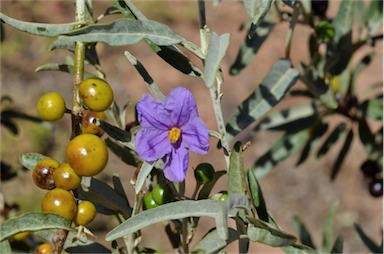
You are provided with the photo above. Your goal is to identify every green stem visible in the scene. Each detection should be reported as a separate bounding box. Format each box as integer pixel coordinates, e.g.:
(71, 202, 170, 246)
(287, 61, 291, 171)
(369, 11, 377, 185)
(71, 0, 87, 138)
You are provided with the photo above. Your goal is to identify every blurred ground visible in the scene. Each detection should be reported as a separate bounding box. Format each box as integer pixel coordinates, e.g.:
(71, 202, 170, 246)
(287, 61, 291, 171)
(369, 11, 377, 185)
(1, 1, 382, 253)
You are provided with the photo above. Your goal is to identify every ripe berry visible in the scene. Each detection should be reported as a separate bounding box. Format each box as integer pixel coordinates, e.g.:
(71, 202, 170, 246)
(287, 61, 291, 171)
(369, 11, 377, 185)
(152, 183, 173, 205)
(79, 78, 113, 112)
(66, 134, 108, 177)
(75, 200, 97, 226)
(369, 178, 383, 197)
(41, 188, 77, 221)
(194, 163, 215, 184)
(32, 158, 60, 190)
(142, 192, 158, 210)
(36, 243, 52, 254)
(82, 110, 106, 136)
(37, 92, 66, 121)
(53, 163, 81, 190)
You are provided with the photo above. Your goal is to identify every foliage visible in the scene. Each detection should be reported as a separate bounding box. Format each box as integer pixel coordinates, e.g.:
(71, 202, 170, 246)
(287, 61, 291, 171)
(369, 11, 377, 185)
(0, 0, 382, 253)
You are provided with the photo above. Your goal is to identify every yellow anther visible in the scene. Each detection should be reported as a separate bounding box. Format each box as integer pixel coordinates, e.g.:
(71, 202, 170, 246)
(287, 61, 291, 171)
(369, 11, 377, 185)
(168, 127, 181, 144)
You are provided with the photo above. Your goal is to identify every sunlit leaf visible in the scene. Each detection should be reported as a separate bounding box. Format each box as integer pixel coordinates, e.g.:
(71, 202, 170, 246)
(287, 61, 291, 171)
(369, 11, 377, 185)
(135, 161, 155, 194)
(60, 19, 181, 46)
(0, 12, 82, 37)
(204, 32, 230, 88)
(0, 213, 71, 241)
(246, 216, 296, 247)
(19, 153, 48, 170)
(251, 129, 311, 179)
(366, 0, 383, 36)
(226, 59, 299, 142)
(230, 22, 273, 75)
(281, 243, 318, 254)
(354, 223, 383, 253)
(317, 123, 347, 159)
(191, 228, 240, 253)
(254, 102, 318, 133)
(245, 0, 275, 37)
(106, 200, 228, 241)
(228, 142, 247, 196)
(331, 129, 353, 180)
(292, 216, 316, 249)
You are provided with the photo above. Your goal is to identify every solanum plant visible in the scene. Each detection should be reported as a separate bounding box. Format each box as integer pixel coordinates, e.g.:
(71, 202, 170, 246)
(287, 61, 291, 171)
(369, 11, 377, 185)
(0, 0, 382, 253)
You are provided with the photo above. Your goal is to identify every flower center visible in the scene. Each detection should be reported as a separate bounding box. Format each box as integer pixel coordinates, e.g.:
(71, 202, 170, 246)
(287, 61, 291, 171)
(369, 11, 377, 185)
(168, 127, 181, 144)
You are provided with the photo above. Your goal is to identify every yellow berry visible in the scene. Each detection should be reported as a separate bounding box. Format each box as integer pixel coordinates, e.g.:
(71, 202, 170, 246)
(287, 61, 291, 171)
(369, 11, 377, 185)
(37, 92, 66, 121)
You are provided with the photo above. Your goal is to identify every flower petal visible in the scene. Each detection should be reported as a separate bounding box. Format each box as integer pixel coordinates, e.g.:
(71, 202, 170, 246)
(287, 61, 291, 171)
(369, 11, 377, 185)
(137, 94, 171, 130)
(164, 87, 198, 126)
(163, 147, 189, 182)
(135, 128, 171, 161)
(181, 116, 209, 154)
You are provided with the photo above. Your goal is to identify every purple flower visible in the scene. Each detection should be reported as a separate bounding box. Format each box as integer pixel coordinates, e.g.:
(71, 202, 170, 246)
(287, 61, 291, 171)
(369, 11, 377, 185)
(135, 87, 210, 182)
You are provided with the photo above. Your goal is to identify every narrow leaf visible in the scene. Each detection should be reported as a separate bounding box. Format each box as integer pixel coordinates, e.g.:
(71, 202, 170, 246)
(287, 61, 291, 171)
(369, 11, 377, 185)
(0, 12, 81, 37)
(354, 223, 383, 253)
(204, 32, 230, 88)
(246, 216, 296, 247)
(197, 170, 227, 200)
(228, 142, 246, 196)
(296, 121, 328, 166)
(251, 129, 311, 179)
(0, 213, 71, 241)
(246, 169, 269, 222)
(230, 22, 273, 75)
(191, 228, 240, 253)
(77, 177, 131, 218)
(35, 63, 95, 79)
(135, 161, 154, 194)
(106, 200, 229, 241)
(226, 59, 299, 142)
(0, 240, 11, 254)
(358, 118, 381, 160)
(331, 128, 353, 180)
(292, 216, 316, 249)
(281, 243, 318, 254)
(317, 123, 347, 159)
(322, 202, 339, 252)
(124, 51, 165, 101)
(60, 19, 181, 46)
(330, 236, 343, 254)
(254, 102, 319, 133)
(246, 0, 275, 37)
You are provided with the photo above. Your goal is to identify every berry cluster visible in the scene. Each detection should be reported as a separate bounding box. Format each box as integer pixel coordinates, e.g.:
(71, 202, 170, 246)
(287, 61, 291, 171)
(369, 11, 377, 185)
(33, 77, 113, 250)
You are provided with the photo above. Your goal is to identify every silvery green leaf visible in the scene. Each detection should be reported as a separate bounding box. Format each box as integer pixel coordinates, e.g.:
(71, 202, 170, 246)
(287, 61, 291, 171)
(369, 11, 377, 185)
(204, 32, 230, 88)
(245, 0, 275, 37)
(254, 102, 318, 133)
(322, 202, 339, 252)
(359, 98, 383, 121)
(135, 161, 154, 194)
(226, 59, 299, 142)
(317, 123, 347, 159)
(60, 19, 181, 46)
(251, 128, 311, 179)
(246, 216, 296, 247)
(292, 216, 316, 249)
(0, 12, 81, 37)
(0, 213, 71, 241)
(0, 240, 11, 254)
(228, 142, 247, 196)
(106, 200, 229, 241)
